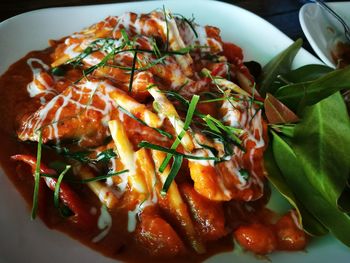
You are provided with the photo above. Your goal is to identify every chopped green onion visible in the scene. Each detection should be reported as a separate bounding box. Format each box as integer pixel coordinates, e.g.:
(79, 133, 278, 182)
(95, 149, 117, 162)
(162, 90, 189, 107)
(173, 13, 198, 38)
(53, 165, 71, 209)
(79, 169, 129, 183)
(203, 114, 243, 146)
(41, 169, 129, 184)
(120, 28, 130, 44)
(128, 51, 138, 92)
(151, 38, 162, 58)
(203, 115, 221, 133)
(159, 95, 199, 172)
(118, 106, 172, 139)
(239, 169, 250, 182)
(161, 155, 183, 195)
(139, 141, 217, 161)
(31, 130, 43, 220)
(51, 66, 66, 76)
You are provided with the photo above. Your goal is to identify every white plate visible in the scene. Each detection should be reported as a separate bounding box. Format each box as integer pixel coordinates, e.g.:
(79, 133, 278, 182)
(0, 1, 349, 263)
(299, 1, 350, 68)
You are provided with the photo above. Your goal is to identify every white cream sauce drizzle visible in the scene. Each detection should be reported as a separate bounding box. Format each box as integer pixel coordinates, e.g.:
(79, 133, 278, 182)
(26, 58, 56, 104)
(92, 205, 112, 243)
(218, 94, 265, 195)
(127, 199, 153, 232)
(19, 80, 118, 144)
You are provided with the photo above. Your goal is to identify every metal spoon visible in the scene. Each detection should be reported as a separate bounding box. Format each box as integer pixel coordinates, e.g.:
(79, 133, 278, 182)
(313, 0, 350, 42)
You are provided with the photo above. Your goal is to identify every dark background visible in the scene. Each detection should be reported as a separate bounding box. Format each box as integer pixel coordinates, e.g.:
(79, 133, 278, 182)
(0, 0, 339, 53)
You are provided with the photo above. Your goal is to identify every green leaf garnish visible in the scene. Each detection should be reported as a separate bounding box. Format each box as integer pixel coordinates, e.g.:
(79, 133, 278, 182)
(128, 51, 138, 92)
(95, 149, 117, 162)
(269, 64, 333, 93)
(271, 131, 350, 245)
(41, 169, 129, 184)
(159, 95, 200, 172)
(53, 147, 117, 164)
(118, 106, 172, 139)
(161, 155, 183, 195)
(138, 141, 218, 161)
(292, 93, 350, 210)
(51, 66, 66, 76)
(275, 66, 350, 112)
(31, 130, 43, 220)
(265, 134, 328, 236)
(78, 169, 129, 183)
(258, 39, 302, 96)
(173, 13, 198, 38)
(53, 165, 71, 209)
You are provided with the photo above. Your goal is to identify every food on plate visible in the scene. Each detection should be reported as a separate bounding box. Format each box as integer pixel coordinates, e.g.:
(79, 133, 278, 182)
(0, 7, 350, 262)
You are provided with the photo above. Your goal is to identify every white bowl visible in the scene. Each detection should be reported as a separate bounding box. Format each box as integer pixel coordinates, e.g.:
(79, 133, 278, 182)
(0, 1, 349, 263)
(299, 1, 350, 68)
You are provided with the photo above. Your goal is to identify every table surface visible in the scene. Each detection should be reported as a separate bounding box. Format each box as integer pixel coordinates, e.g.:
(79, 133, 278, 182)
(0, 0, 340, 55)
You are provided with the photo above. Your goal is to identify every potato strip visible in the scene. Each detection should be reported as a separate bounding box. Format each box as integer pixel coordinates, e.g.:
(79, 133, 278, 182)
(148, 85, 194, 151)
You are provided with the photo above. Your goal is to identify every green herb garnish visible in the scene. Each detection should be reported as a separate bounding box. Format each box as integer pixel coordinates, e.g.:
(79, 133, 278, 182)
(161, 155, 183, 195)
(78, 169, 129, 183)
(118, 106, 172, 139)
(159, 95, 199, 172)
(31, 130, 43, 220)
(128, 51, 138, 92)
(138, 141, 218, 161)
(173, 13, 198, 38)
(51, 66, 66, 76)
(41, 169, 129, 184)
(53, 165, 71, 209)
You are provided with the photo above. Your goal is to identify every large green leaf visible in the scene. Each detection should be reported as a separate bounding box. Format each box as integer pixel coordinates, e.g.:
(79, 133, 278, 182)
(269, 64, 333, 93)
(258, 39, 302, 96)
(271, 131, 350, 246)
(292, 93, 350, 210)
(264, 144, 328, 236)
(275, 66, 350, 112)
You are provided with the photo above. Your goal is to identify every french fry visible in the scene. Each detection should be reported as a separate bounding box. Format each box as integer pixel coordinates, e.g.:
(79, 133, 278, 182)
(188, 158, 231, 201)
(110, 89, 162, 128)
(163, 9, 193, 77)
(148, 85, 194, 151)
(74, 165, 118, 209)
(135, 148, 157, 195)
(108, 119, 148, 194)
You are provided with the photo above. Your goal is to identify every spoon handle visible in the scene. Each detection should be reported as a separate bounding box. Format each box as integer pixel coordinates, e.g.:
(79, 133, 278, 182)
(314, 0, 350, 41)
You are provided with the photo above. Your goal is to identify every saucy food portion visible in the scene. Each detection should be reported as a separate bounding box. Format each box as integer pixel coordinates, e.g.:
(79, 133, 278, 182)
(0, 9, 308, 262)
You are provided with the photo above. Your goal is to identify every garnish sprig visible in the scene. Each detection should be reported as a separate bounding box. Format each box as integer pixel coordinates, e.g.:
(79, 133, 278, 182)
(118, 106, 172, 139)
(31, 130, 43, 220)
(53, 165, 72, 209)
(138, 141, 218, 161)
(159, 95, 199, 172)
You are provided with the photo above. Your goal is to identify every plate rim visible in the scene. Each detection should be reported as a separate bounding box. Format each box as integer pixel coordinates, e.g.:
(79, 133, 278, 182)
(2, 1, 344, 263)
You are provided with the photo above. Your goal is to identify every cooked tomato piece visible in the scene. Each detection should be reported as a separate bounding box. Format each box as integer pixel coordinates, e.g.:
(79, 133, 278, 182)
(275, 211, 308, 251)
(135, 207, 186, 257)
(223, 42, 244, 62)
(234, 223, 277, 254)
(180, 183, 227, 241)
